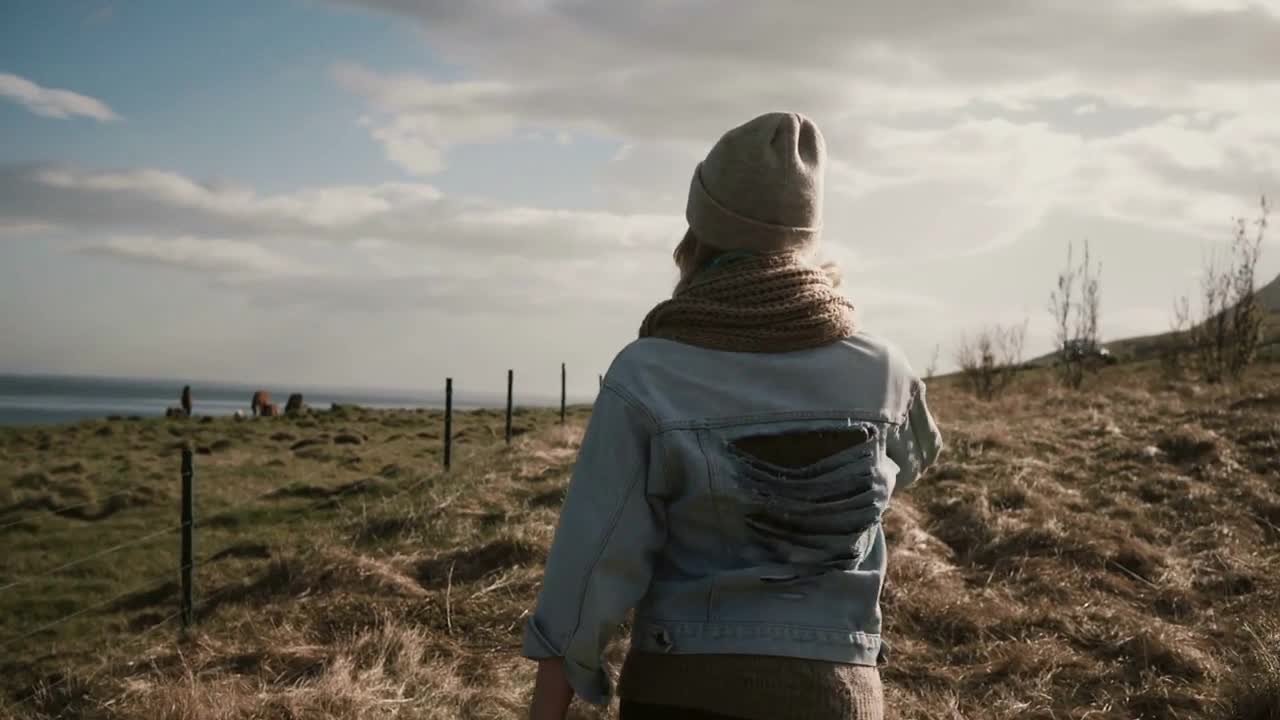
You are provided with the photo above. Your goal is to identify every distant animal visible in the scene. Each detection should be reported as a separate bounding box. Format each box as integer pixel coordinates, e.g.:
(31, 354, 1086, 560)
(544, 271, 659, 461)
(285, 393, 305, 415)
(164, 406, 187, 418)
(259, 403, 281, 417)
(180, 385, 192, 417)
(233, 410, 246, 420)
(251, 390, 272, 417)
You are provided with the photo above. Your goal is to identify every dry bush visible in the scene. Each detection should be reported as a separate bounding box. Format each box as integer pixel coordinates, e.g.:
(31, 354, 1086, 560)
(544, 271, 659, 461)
(1164, 294, 1194, 378)
(1194, 196, 1269, 384)
(954, 321, 1027, 400)
(1049, 238, 1103, 390)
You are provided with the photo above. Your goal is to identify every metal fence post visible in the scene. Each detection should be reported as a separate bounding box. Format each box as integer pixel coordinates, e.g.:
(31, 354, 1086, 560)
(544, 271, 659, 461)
(444, 378, 453, 471)
(180, 448, 194, 630)
(505, 370, 514, 445)
(560, 363, 566, 425)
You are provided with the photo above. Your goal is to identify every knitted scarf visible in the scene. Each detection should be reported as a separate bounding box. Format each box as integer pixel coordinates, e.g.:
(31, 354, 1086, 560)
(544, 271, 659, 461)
(638, 253, 857, 353)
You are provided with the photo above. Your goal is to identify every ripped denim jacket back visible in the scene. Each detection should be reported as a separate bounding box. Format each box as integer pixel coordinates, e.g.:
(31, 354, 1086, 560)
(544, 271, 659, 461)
(522, 332, 944, 705)
(633, 415, 898, 664)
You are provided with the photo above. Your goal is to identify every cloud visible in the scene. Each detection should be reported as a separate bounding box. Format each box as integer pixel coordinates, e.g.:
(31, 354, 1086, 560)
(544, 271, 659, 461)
(77, 235, 320, 278)
(326, 0, 1279, 264)
(0, 164, 685, 263)
(0, 72, 119, 121)
(28, 166, 443, 228)
(336, 64, 517, 175)
(1, 163, 688, 318)
(0, 220, 59, 236)
(332, 1, 1280, 135)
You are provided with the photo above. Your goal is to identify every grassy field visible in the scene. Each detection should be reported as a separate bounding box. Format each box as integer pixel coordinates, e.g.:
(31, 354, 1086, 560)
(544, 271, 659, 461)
(1, 360, 1279, 719)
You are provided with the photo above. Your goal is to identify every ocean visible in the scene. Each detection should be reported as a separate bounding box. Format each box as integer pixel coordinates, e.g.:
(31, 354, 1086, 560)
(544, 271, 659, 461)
(0, 374, 566, 426)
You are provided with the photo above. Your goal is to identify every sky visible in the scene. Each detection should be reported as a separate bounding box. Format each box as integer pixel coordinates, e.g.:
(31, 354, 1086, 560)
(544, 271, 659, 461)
(2, 0, 1279, 398)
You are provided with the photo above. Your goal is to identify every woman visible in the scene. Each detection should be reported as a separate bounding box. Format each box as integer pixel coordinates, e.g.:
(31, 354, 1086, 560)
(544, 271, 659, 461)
(524, 112, 944, 720)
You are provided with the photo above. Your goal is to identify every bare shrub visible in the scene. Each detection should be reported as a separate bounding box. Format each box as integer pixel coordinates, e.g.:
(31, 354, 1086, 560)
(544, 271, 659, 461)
(1162, 294, 1194, 378)
(1193, 196, 1269, 383)
(955, 321, 1028, 400)
(1048, 238, 1103, 390)
(1197, 250, 1235, 384)
(1227, 197, 1269, 379)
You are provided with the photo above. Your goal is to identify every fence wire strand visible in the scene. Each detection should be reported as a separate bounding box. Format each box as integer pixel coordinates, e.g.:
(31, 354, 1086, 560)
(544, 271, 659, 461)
(13, 607, 184, 712)
(0, 523, 184, 594)
(0, 570, 178, 651)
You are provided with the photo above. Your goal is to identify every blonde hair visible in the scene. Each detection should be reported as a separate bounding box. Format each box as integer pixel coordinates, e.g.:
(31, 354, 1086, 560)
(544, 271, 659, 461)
(673, 230, 842, 293)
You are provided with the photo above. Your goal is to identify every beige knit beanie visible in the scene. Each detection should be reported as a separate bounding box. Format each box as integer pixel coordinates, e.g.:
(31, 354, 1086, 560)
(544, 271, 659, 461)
(686, 112, 825, 254)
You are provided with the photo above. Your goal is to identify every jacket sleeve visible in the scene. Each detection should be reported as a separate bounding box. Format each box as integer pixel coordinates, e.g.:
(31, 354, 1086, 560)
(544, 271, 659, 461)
(521, 382, 664, 706)
(886, 377, 943, 494)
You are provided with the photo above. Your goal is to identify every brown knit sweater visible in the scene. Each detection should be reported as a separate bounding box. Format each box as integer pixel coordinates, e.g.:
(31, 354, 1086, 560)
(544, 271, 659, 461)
(618, 650, 883, 720)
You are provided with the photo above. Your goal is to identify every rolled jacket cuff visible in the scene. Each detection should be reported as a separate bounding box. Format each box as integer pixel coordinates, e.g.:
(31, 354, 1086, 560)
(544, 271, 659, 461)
(521, 617, 614, 706)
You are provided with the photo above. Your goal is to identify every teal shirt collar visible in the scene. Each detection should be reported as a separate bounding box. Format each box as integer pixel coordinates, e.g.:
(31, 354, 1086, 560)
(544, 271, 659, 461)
(703, 250, 755, 272)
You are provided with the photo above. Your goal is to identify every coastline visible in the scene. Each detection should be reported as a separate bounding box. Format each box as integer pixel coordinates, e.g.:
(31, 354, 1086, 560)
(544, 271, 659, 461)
(0, 372, 585, 427)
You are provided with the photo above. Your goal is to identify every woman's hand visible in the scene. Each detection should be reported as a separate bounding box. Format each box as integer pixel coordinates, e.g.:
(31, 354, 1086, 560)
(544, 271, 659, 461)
(529, 658, 575, 720)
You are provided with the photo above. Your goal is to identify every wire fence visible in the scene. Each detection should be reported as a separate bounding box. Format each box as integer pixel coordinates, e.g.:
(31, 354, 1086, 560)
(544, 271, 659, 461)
(0, 524, 182, 595)
(13, 605, 185, 712)
(1, 365, 595, 714)
(0, 569, 179, 653)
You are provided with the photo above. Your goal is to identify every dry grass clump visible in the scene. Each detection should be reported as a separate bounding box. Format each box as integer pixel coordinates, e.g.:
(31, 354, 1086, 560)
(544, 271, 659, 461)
(880, 361, 1280, 718)
(1221, 622, 1280, 720)
(109, 617, 536, 720)
(1157, 423, 1224, 464)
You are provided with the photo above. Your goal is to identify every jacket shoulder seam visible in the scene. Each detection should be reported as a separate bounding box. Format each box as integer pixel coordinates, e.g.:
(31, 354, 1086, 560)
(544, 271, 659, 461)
(601, 380, 660, 433)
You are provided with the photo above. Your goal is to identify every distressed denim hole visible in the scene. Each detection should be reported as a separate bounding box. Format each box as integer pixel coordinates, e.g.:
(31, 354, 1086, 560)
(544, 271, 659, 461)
(728, 425, 878, 479)
(723, 426, 888, 576)
(650, 627, 674, 653)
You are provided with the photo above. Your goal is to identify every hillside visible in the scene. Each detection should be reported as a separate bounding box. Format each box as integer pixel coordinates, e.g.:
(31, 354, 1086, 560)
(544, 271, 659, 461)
(1258, 271, 1280, 315)
(2, 360, 1280, 719)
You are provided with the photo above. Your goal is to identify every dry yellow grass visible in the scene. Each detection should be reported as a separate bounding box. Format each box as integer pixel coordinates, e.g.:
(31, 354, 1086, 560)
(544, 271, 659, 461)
(2, 360, 1279, 719)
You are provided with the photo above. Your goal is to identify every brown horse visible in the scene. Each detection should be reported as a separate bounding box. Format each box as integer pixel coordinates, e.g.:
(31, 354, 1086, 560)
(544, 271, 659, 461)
(251, 390, 272, 417)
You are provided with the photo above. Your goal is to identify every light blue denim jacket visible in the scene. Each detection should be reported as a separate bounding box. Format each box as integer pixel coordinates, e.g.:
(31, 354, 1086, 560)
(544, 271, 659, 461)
(522, 332, 944, 705)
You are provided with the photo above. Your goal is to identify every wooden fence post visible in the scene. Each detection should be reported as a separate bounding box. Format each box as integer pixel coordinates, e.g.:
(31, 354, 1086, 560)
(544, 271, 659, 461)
(505, 370, 514, 445)
(560, 363, 566, 425)
(180, 448, 194, 630)
(444, 378, 453, 471)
